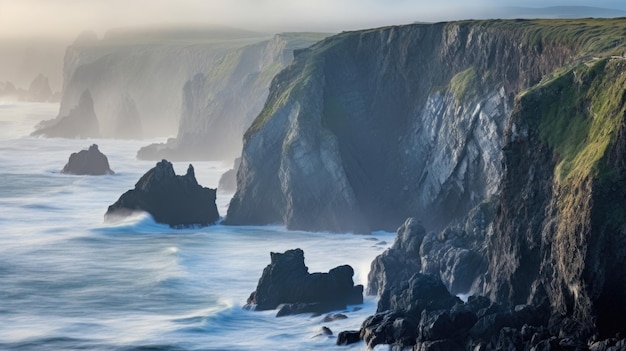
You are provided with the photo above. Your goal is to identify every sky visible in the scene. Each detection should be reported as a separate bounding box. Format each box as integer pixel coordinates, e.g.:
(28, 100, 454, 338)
(1, 0, 626, 39)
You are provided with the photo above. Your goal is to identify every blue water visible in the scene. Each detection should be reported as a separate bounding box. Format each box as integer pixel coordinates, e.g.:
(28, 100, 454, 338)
(0, 103, 392, 350)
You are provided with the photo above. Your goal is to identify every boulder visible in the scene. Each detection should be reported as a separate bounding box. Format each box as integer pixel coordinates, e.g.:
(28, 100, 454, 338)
(336, 330, 361, 346)
(105, 160, 219, 227)
(61, 144, 114, 175)
(245, 248, 363, 316)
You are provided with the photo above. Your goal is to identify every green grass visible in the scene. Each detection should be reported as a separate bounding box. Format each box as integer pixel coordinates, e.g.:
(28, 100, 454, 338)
(524, 58, 626, 182)
(449, 67, 477, 100)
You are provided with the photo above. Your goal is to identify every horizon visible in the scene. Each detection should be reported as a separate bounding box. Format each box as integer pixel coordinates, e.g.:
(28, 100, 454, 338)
(1, 1, 626, 40)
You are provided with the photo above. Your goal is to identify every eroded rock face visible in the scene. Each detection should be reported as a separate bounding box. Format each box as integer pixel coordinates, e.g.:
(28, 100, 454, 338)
(32, 89, 99, 138)
(227, 20, 581, 233)
(353, 58, 626, 350)
(61, 144, 114, 175)
(366, 218, 425, 297)
(245, 248, 363, 316)
(105, 160, 218, 227)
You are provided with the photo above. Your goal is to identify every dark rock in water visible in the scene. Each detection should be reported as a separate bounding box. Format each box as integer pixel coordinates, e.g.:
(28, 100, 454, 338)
(105, 160, 218, 227)
(336, 330, 360, 346)
(322, 313, 348, 323)
(360, 274, 461, 349)
(313, 326, 333, 338)
(245, 248, 363, 316)
(31, 89, 100, 138)
(61, 144, 114, 175)
(217, 157, 240, 193)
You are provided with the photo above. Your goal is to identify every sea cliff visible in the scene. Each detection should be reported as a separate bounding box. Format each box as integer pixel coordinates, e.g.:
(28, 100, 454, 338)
(226, 18, 626, 346)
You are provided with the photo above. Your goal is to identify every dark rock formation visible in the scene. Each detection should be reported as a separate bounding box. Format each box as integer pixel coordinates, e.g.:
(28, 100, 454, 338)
(346, 57, 626, 351)
(61, 144, 114, 175)
(368, 199, 495, 301)
(336, 331, 360, 346)
(31, 89, 99, 138)
(360, 274, 462, 349)
(367, 217, 425, 297)
(105, 160, 218, 227)
(217, 157, 240, 193)
(245, 248, 363, 316)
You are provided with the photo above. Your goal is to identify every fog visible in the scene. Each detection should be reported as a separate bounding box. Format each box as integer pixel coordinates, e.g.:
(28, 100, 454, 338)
(2, 0, 626, 40)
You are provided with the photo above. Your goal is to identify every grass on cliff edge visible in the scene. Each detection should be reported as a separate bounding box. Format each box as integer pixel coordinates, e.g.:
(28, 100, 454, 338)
(522, 58, 626, 182)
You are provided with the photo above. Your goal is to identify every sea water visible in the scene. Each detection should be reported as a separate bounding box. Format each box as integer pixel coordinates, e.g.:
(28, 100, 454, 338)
(0, 103, 393, 351)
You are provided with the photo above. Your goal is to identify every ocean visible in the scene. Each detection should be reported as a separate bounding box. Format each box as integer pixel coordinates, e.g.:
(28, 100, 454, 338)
(0, 103, 393, 351)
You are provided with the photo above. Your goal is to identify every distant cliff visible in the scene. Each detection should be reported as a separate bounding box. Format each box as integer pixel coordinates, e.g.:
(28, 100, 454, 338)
(226, 18, 626, 345)
(137, 33, 328, 161)
(33, 27, 270, 139)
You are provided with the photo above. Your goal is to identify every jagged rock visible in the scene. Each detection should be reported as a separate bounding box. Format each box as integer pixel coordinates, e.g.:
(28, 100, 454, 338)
(32, 89, 99, 138)
(61, 144, 114, 175)
(336, 330, 360, 346)
(367, 217, 425, 297)
(245, 249, 363, 316)
(217, 157, 240, 193)
(105, 160, 218, 227)
(360, 274, 461, 349)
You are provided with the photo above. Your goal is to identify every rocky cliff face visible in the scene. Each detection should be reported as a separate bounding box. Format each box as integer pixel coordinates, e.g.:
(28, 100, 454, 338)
(481, 57, 626, 337)
(227, 18, 626, 344)
(226, 20, 590, 232)
(36, 27, 269, 139)
(137, 33, 328, 161)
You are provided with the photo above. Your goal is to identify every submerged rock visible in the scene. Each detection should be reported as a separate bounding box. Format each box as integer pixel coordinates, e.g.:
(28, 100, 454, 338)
(245, 248, 363, 316)
(105, 160, 218, 227)
(61, 144, 114, 175)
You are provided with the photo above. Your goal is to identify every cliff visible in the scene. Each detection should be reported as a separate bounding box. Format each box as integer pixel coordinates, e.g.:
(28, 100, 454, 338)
(33, 27, 269, 139)
(225, 19, 626, 344)
(226, 19, 624, 232)
(137, 33, 328, 161)
(482, 57, 626, 337)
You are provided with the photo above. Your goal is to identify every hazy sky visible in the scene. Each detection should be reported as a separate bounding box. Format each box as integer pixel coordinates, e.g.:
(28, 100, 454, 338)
(2, 0, 626, 39)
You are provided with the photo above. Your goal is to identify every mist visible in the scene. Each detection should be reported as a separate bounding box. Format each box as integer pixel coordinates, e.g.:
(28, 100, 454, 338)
(3, 0, 626, 40)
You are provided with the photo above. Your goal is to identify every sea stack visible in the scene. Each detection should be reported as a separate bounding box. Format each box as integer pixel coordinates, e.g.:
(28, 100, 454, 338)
(31, 89, 100, 138)
(105, 160, 219, 227)
(61, 144, 114, 175)
(245, 248, 363, 317)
